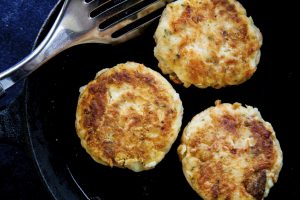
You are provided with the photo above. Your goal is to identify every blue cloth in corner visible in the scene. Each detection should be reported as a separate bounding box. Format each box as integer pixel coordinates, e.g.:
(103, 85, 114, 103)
(0, 0, 58, 70)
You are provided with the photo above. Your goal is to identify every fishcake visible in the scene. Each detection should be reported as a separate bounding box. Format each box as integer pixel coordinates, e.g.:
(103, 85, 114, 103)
(178, 101, 282, 199)
(154, 0, 262, 88)
(76, 62, 183, 172)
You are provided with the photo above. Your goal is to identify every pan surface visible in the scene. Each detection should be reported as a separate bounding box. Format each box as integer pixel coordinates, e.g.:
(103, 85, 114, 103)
(26, 0, 298, 199)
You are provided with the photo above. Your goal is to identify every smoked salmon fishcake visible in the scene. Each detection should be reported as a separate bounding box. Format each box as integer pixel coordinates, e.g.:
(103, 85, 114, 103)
(76, 62, 183, 172)
(154, 0, 262, 88)
(178, 101, 282, 199)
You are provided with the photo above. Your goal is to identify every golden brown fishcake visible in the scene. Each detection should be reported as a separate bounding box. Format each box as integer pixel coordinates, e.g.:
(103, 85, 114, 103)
(154, 0, 262, 88)
(76, 62, 183, 172)
(178, 101, 282, 199)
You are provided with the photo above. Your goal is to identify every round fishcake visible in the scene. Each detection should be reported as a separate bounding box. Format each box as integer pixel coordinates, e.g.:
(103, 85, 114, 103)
(178, 101, 282, 199)
(154, 0, 262, 88)
(76, 62, 183, 172)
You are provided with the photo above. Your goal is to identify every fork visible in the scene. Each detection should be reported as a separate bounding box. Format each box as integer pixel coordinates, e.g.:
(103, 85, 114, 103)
(0, 0, 167, 95)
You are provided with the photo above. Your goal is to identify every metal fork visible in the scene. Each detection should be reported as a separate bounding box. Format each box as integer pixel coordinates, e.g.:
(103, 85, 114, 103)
(0, 0, 166, 95)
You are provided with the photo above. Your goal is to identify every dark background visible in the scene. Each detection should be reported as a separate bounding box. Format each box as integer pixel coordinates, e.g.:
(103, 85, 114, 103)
(0, 0, 299, 200)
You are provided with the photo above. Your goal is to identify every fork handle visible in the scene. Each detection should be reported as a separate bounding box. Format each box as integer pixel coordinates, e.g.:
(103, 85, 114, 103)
(0, 0, 73, 96)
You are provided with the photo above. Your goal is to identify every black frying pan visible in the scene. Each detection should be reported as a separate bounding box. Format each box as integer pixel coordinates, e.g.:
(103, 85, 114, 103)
(3, 0, 299, 199)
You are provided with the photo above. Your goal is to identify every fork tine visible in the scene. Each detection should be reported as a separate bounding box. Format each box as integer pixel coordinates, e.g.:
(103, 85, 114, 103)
(99, 0, 165, 30)
(100, 0, 165, 35)
(85, 0, 105, 10)
(111, 14, 161, 44)
(110, 4, 165, 44)
(83, 0, 97, 4)
(90, 0, 143, 21)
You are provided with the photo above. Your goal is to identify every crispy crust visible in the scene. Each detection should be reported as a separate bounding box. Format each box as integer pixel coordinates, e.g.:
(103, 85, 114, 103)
(154, 0, 262, 88)
(178, 101, 282, 199)
(76, 62, 183, 172)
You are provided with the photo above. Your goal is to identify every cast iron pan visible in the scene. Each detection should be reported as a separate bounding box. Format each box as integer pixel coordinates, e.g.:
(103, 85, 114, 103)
(24, 0, 298, 199)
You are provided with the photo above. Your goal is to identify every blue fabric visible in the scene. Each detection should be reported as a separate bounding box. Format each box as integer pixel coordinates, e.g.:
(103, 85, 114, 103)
(0, 1, 57, 199)
(0, 0, 57, 70)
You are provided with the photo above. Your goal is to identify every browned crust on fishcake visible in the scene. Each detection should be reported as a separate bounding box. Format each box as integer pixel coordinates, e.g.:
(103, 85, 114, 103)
(154, 0, 262, 88)
(178, 102, 282, 199)
(76, 62, 183, 172)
